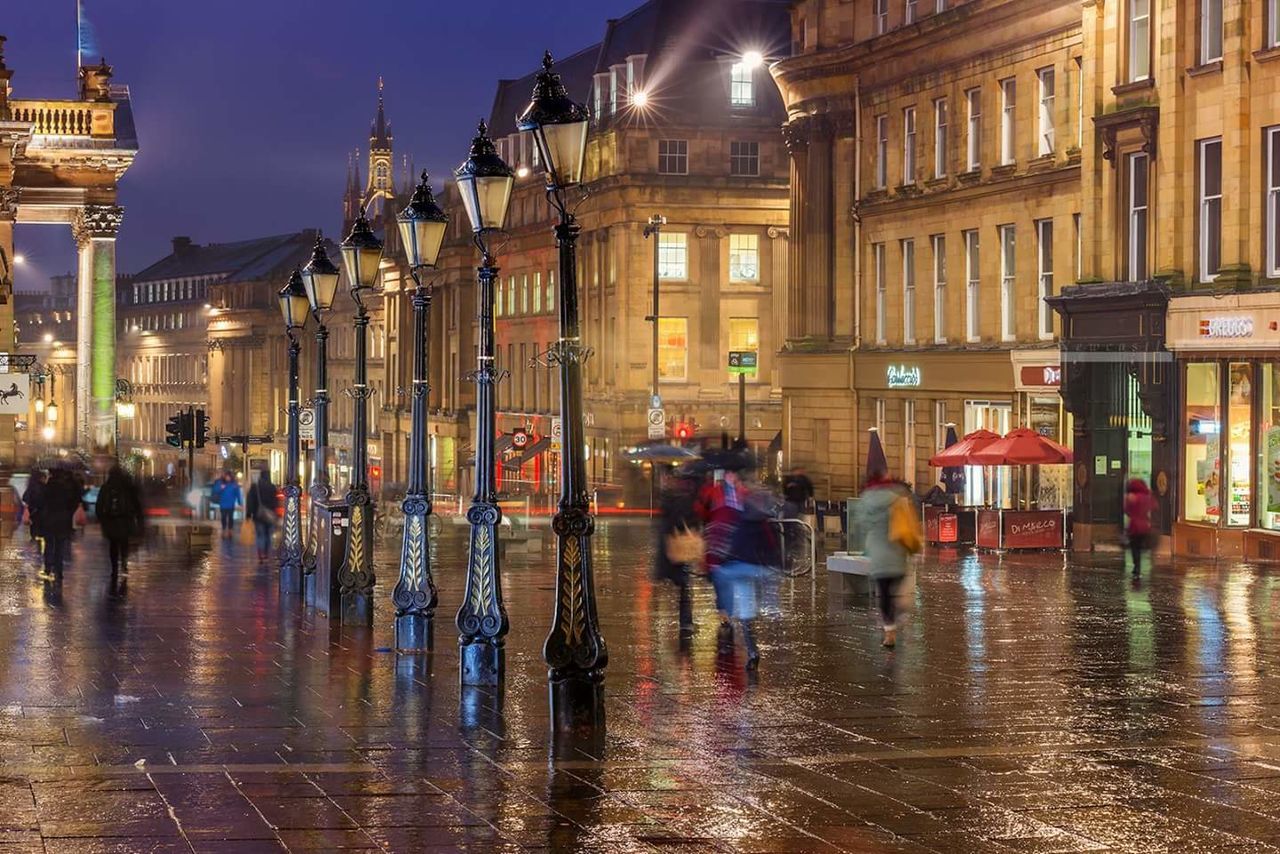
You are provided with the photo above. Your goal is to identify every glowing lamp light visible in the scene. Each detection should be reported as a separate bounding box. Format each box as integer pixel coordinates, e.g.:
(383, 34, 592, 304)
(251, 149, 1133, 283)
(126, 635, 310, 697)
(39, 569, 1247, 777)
(301, 234, 341, 313)
(631, 89, 650, 108)
(42, 332, 53, 343)
(12, 254, 25, 265)
(340, 208, 384, 292)
(41, 426, 54, 441)
(34, 399, 43, 414)
(396, 170, 449, 269)
(517, 166, 531, 178)
(116, 401, 136, 419)
(741, 50, 765, 70)
(454, 120, 514, 233)
(277, 269, 310, 331)
(45, 401, 58, 423)
(517, 52, 591, 189)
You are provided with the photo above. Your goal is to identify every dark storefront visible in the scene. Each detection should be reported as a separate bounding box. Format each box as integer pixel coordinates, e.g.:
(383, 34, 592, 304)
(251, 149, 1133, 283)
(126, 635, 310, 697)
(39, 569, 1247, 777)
(1049, 282, 1173, 550)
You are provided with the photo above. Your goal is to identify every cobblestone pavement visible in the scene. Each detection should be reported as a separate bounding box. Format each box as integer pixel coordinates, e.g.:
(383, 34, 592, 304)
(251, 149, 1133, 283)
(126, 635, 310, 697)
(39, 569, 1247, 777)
(3, 521, 1280, 852)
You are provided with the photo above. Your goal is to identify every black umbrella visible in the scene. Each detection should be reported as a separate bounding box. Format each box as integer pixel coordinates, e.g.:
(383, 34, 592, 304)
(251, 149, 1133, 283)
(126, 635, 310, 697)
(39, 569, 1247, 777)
(866, 427, 888, 481)
(940, 423, 965, 495)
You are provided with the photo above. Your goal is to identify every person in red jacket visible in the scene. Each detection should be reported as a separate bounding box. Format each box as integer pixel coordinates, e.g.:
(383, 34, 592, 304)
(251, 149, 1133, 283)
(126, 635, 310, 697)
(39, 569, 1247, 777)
(1124, 478, 1154, 576)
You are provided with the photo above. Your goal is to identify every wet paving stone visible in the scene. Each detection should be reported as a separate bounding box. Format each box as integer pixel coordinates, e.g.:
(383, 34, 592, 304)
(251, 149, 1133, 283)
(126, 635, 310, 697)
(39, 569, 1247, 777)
(8, 524, 1280, 850)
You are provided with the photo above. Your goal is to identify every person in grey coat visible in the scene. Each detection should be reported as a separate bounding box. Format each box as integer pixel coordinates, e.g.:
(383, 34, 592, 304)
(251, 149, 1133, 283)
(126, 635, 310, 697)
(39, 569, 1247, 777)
(855, 467, 912, 648)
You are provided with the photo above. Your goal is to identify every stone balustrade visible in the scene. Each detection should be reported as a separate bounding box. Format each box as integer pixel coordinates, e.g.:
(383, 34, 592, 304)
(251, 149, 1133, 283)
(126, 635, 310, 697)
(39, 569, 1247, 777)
(7, 99, 115, 138)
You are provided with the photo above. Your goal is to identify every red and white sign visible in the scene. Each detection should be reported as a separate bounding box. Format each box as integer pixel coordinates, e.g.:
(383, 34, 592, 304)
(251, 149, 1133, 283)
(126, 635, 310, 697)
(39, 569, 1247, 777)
(1019, 366, 1061, 387)
(976, 509, 1002, 549)
(938, 513, 958, 543)
(1001, 510, 1064, 548)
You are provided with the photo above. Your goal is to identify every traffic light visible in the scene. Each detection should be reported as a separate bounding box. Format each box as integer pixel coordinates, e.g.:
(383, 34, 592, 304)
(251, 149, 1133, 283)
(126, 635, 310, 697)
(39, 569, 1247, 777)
(165, 413, 185, 448)
(674, 422, 694, 442)
(194, 409, 209, 448)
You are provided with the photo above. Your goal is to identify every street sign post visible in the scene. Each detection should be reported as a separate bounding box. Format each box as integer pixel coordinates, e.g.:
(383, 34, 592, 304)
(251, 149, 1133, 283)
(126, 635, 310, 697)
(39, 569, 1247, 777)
(727, 351, 758, 445)
(647, 407, 666, 440)
(298, 408, 315, 442)
(549, 417, 562, 452)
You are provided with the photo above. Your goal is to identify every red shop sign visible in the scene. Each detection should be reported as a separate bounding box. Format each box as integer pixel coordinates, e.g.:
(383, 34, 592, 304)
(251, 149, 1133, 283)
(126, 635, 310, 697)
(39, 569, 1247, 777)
(938, 513, 958, 543)
(1001, 510, 1063, 548)
(1020, 365, 1062, 387)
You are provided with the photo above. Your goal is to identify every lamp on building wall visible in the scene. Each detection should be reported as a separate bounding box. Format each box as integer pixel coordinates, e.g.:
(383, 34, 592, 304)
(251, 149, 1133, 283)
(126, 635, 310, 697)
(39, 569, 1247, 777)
(335, 207, 382, 625)
(518, 50, 607, 725)
(392, 170, 449, 653)
(277, 268, 308, 595)
(454, 119, 514, 686)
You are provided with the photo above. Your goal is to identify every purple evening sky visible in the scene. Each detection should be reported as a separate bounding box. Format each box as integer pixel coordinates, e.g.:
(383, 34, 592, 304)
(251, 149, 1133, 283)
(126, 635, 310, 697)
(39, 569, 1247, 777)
(6, 0, 637, 289)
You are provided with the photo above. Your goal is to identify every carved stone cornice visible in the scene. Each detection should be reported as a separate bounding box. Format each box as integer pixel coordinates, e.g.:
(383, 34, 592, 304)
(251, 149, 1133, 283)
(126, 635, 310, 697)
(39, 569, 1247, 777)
(72, 204, 123, 245)
(0, 187, 18, 221)
(782, 116, 812, 154)
(1094, 105, 1159, 166)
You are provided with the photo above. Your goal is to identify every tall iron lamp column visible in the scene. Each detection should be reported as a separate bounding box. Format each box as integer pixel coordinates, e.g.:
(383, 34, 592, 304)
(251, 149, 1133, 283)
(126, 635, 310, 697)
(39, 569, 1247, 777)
(277, 269, 309, 595)
(393, 171, 450, 651)
(519, 52, 608, 721)
(454, 121, 514, 685)
(337, 207, 384, 625)
(300, 235, 341, 595)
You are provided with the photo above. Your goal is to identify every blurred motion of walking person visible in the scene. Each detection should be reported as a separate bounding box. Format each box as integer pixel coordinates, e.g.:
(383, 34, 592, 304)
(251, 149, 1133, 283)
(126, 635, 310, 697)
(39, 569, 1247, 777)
(855, 465, 922, 648)
(96, 465, 144, 575)
(655, 464, 705, 634)
(246, 468, 279, 563)
(22, 469, 46, 554)
(38, 467, 82, 579)
(213, 471, 241, 539)
(1125, 478, 1154, 577)
(716, 470, 777, 670)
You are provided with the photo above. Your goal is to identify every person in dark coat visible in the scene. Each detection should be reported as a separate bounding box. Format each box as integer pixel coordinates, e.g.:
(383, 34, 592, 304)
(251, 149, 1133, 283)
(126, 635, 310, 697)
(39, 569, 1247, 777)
(245, 469, 279, 562)
(96, 465, 144, 575)
(21, 470, 47, 547)
(654, 465, 704, 633)
(38, 467, 82, 577)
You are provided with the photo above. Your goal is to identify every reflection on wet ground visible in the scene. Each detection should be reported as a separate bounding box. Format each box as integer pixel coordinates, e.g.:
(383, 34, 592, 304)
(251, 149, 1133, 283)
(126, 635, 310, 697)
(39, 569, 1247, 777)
(2, 524, 1280, 851)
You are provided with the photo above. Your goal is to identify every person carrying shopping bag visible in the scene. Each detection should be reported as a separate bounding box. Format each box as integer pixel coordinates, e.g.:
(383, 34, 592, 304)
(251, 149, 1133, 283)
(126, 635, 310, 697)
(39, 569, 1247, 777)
(855, 464, 922, 648)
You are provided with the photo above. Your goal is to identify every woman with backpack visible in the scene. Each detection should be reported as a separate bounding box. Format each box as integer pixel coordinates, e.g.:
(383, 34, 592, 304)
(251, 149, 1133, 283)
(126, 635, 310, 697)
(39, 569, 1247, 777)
(855, 465, 922, 648)
(96, 465, 144, 575)
(245, 468, 279, 563)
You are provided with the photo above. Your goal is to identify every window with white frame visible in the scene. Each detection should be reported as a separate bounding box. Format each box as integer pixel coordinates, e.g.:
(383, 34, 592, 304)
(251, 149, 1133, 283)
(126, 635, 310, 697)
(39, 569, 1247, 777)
(875, 114, 888, 189)
(658, 139, 688, 175)
(1199, 137, 1222, 282)
(965, 88, 982, 171)
(729, 234, 760, 282)
(534, 272, 543, 313)
(1127, 152, 1149, 280)
(874, 243, 887, 344)
(1037, 67, 1055, 156)
(932, 234, 947, 342)
(1268, 127, 1280, 278)
(1075, 57, 1083, 149)
(521, 274, 529, 314)
(658, 232, 688, 279)
(1129, 0, 1151, 82)
(904, 399, 917, 482)
(1271, 0, 1280, 49)
(999, 225, 1015, 340)
(1073, 212, 1082, 280)
(874, 0, 888, 34)
(906, 0, 917, 24)
(902, 239, 916, 343)
(730, 62, 755, 107)
(964, 229, 980, 341)
(933, 98, 948, 178)
(730, 141, 760, 176)
(934, 400, 948, 455)
(1037, 219, 1054, 339)
(999, 78, 1016, 165)
(609, 67, 619, 115)
(903, 107, 917, 185)
(936, 0, 946, 10)
(1201, 0, 1223, 64)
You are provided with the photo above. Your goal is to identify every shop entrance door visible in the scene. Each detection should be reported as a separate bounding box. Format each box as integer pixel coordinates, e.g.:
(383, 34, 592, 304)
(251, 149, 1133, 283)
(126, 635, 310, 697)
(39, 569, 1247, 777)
(1092, 426, 1127, 525)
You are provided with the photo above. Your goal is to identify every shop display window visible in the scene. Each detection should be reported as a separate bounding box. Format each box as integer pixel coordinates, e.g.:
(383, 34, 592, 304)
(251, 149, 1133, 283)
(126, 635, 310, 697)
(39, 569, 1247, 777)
(1259, 364, 1280, 530)
(1184, 362, 1221, 524)
(1227, 363, 1253, 526)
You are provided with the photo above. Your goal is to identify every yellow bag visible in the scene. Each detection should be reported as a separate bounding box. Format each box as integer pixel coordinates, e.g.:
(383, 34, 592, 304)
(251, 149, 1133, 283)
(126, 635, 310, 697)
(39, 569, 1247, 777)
(889, 496, 923, 555)
(665, 525, 705, 566)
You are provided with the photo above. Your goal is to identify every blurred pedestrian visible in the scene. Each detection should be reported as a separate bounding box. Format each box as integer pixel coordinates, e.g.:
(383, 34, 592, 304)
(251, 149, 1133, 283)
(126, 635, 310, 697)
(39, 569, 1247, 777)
(655, 464, 705, 633)
(1125, 478, 1154, 577)
(96, 465, 144, 575)
(715, 470, 777, 670)
(245, 468, 279, 562)
(38, 467, 82, 578)
(782, 465, 814, 517)
(22, 469, 46, 550)
(855, 464, 921, 648)
(214, 471, 241, 539)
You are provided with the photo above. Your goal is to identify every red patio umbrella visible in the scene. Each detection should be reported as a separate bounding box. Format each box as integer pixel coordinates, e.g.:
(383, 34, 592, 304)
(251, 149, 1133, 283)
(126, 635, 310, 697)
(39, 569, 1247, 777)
(968, 428, 1073, 466)
(928, 428, 1000, 467)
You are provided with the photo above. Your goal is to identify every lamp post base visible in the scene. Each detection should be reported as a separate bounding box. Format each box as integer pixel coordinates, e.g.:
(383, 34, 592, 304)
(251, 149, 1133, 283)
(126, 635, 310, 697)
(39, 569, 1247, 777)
(341, 590, 374, 626)
(459, 640, 504, 686)
(549, 673, 605, 733)
(395, 612, 433, 653)
(279, 560, 303, 596)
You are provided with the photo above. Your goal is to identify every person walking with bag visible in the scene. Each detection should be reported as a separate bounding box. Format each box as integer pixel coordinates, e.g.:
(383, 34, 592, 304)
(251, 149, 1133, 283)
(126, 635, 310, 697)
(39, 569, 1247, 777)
(855, 465, 922, 648)
(245, 468, 279, 563)
(655, 465, 705, 634)
(96, 465, 144, 576)
(215, 471, 242, 539)
(1124, 478, 1154, 577)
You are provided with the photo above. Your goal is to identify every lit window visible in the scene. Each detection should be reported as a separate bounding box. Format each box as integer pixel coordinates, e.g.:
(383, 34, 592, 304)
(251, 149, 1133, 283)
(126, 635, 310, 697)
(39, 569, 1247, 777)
(657, 317, 688, 382)
(1201, 0, 1223, 64)
(1127, 152, 1149, 280)
(521, 274, 529, 314)
(999, 77, 1016, 165)
(1266, 127, 1280, 278)
(658, 139, 688, 175)
(903, 106, 917, 185)
(730, 141, 760, 176)
(507, 277, 516, 315)
(730, 62, 755, 107)
(964, 229, 980, 342)
(728, 318, 759, 380)
(875, 114, 888, 189)
(1199, 137, 1222, 283)
(533, 272, 543, 313)
(1037, 219, 1054, 339)
(1129, 0, 1150, 82)
(548, 270, 556, 310)
(1037, 67, 1055, 156)
(932, 234, 946, 343)
(933, 98, 948, 178)
(965, 88, 982, 171)
(873, 243, 886, 344)
(729, 234, 760, 282)
(658, 233, 688, 279)
(999, 225, 1015, 341)
(902, 238, 916, 344)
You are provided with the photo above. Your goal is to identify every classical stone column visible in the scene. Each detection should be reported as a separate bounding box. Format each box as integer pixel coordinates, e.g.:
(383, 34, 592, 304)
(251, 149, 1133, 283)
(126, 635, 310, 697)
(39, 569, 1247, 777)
(783, 117, 809, 341)
(72, 205, 123, 452)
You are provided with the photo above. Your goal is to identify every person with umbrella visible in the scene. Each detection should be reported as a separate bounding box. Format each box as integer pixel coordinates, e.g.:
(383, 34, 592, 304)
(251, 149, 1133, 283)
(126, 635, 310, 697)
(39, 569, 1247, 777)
(654, 461, 706, 634)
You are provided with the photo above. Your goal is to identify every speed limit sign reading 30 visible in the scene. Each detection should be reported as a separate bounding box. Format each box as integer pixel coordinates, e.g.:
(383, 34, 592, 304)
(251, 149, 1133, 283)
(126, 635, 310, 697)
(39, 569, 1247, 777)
(647, 407, 666, 439)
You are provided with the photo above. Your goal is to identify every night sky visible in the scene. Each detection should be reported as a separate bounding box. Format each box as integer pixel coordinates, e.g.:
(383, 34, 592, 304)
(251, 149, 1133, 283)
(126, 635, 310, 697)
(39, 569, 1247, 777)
(6, 0, 637, 289)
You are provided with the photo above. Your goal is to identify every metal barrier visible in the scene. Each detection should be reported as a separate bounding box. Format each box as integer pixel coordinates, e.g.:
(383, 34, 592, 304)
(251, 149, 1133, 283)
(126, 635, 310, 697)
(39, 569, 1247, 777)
(773, 517, 816, 578)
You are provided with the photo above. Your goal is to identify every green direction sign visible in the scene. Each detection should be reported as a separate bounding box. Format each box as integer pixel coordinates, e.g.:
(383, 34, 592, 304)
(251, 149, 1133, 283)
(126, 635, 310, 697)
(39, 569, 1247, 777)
(728, 350, 759, 375)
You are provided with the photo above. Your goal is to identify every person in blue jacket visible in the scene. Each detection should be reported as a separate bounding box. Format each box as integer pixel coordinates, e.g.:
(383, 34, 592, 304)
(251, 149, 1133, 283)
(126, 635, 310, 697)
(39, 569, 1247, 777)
(213, 471, 242, 539)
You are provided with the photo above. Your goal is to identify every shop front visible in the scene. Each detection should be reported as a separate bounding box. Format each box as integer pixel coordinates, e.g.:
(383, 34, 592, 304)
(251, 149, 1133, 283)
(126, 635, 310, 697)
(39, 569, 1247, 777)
(1011, 349, 1070, 510)
(1168, 295, 1280, 560)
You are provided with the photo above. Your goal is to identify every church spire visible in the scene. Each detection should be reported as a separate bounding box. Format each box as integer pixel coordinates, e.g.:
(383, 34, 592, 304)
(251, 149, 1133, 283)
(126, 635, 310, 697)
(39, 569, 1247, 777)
(370, 76, 392, 150)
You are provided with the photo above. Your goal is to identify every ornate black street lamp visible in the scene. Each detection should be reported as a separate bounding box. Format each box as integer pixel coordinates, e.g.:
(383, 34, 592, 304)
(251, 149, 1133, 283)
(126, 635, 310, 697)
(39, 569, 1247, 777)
(393, 171, 449, 651)
(277, 268, 309, 595)
(518, 52, 608, 715)
(300, 234, 341, 605)
(454, 120, 514, 685)
(337, 208, 383, 625)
